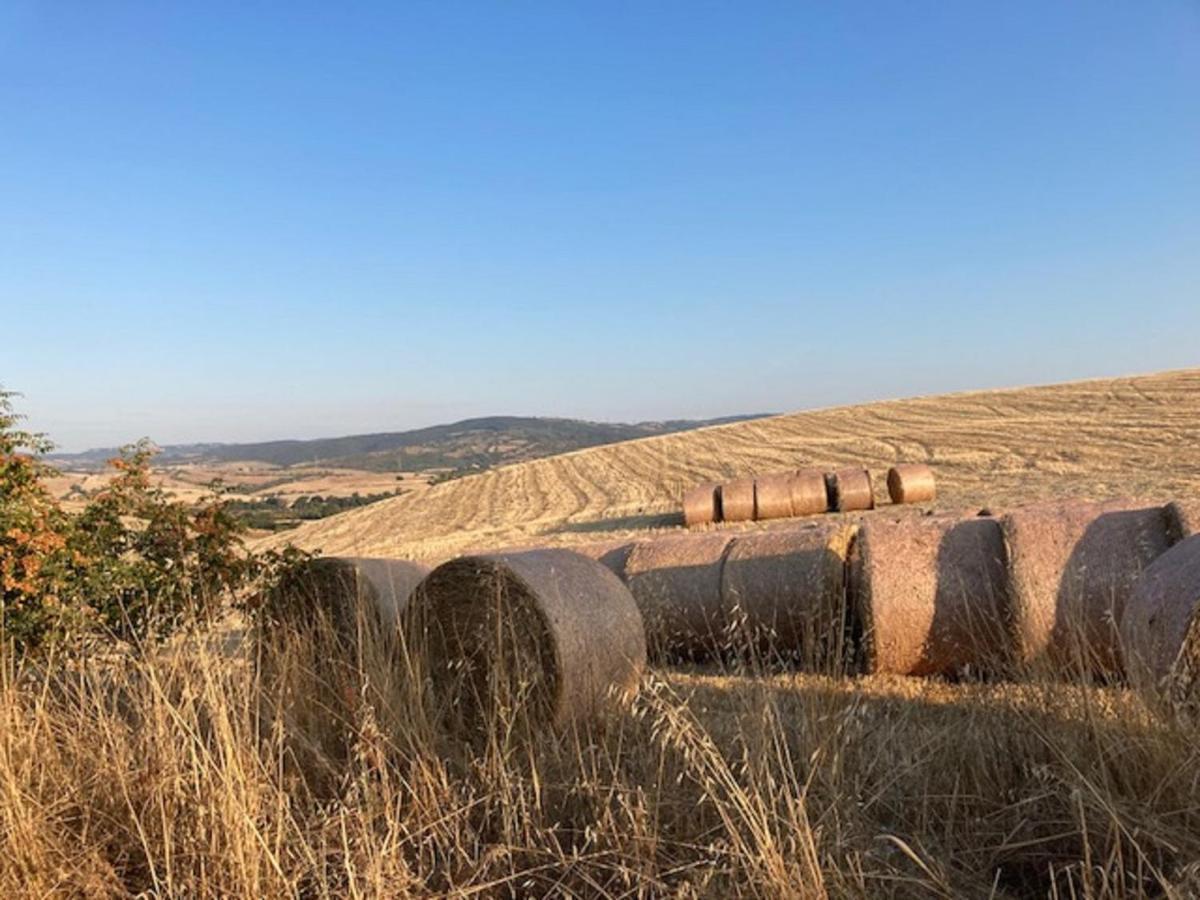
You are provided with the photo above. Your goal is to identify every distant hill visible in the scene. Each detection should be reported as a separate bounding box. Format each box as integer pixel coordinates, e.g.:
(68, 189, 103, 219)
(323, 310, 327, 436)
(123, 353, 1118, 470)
(49, 414, 770, 473)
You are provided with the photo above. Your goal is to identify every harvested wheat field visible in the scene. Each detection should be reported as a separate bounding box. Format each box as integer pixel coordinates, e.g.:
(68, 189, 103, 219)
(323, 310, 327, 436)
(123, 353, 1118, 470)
(262, 369, 1200, 564)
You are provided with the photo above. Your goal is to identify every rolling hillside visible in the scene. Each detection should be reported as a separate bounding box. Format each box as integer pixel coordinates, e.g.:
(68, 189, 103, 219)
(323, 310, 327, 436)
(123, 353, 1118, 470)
(49, 414, 766, 472)
(261, 370, 1200, 563)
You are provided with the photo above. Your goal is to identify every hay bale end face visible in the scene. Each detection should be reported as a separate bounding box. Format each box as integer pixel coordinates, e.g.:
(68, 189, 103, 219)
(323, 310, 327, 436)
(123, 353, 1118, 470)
(267, 557, 432, 639)
(721, 478, 757, 522)
(405, 549, 646, 735)
(887, 464, 936, 505)
(830, 468, 874, 512)
(853, 516, 1009, 677)
(720, 524, 855, 670)
(625, 532, 732, 661)
(1002, 500, 1174, 677)
(1121, 535, 1200, 705)
(790, 468, 830, 517)
(683, 482, 722, 526)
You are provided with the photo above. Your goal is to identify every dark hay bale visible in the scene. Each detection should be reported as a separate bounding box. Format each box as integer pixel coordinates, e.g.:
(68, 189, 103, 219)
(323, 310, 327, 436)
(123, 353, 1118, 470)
(625, 532, 732, 661)
(405, 549, 646, 736)
(887, 464, 936, 505)
(790, 468, 830, 517)
(570, 539, 636, 580)
(721, 478, 757, 522)
(720, 523, 855, 670)
(852, 516, 1010, 676)
(1001, 500, 1174, 677)
(754, 472, 795, 521)
(830, 468, 874, 512)
(683, 481, 722, 526)
(1121, 535, 1200, 709)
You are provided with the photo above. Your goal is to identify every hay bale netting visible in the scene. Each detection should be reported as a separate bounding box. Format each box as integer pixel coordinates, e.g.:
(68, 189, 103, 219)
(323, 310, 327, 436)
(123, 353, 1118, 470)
(683, 481, 722, 526)
(720, 524, 855, 669)
(886, 464, 936, 505)
(625, 532, 732, 660)
(852, 516, 1009, 676)
(404, 549, 646, 735)
(722, 478, 757, 522)
(265, 556, 432, 641)
(1001, 500, 1174, 677)
(1121, 535, 1200, 707)
(829, 467, 874, 512)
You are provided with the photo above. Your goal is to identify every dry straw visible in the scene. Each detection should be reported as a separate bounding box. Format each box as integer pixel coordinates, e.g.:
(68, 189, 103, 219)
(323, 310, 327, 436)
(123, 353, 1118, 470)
(721, 477, 757, 522)
(753, 472, 795, 521)
(790, 468, 830, 517)
(1121, 535, 1200, 706)
(683, 481, 722, 526)
(625, 531, 732, 660)
(830, 468, 874, 512)
(720, 523, 854, 670)
(404, 549, 646, 735)
(1002, 500, 1174, 677)
(853, 515, 1009, 676)
(886, 464, 936, 505)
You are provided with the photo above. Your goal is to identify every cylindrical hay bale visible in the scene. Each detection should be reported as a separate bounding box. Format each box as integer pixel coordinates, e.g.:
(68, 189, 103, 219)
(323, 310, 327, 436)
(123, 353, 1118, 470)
(266, 556, 432, 638)
(887, 464, 936, 505)
(1002, 500, 1174, 676)
(1167, 500, 1200, 542)
(754, 472, 795, 521)
(720, 524, 855, 670)
(625, 532, 732, 660)
(852, 516, 1010, 677)
(405, 549, 646, 735)
(683, 481, 722, 526)
(830, 468, 874, 512)
(722, 478, 757, 522)
(1121, 536, 1200, 705)
(790, 468, 830, 517)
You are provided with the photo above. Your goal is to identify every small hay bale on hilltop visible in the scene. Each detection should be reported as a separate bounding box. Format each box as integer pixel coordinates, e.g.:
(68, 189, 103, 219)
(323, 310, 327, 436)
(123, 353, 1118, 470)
(1002, 500, 1174, 677)
(720, 523, 855, 670)
(625, 532, 732, 661)
(852, 516, 1009, 677)
(753, 472, 795, 521)
(790, 468, 830, 517)
(886, 464, 936, 505)
(404, 549, 645, 737)
(683, 481, 722, 526)
(721, 478, 757, 522)
(829, 468, 874, 512)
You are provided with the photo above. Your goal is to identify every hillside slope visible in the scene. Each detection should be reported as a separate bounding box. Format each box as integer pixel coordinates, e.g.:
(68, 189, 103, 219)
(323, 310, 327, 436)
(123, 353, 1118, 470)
(262, 370, 1200, 562)
(50, 414, 765, 472)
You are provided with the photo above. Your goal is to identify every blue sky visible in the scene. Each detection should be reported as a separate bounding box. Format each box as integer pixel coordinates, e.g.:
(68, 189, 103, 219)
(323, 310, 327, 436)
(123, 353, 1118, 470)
(2, 2, 1198, 451)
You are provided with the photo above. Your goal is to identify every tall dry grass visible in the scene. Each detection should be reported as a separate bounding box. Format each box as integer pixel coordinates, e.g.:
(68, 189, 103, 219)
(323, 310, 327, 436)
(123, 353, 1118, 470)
(3, 611, 1200, 898)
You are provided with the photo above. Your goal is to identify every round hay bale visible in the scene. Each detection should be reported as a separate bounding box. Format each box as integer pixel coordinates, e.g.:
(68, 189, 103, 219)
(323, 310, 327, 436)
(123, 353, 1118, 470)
(683, 481, 722, 526)
(754, 472, 796, 521)
(830, 468, 874, 512)
(1121, 535, 1200, 706)
(790, 468, 830, 517)
(886, 464, 936, 505)
(720, 523, 855, 670)
(266, 556, 432, 639)
(722, 478, 757, 522)
(405, 549, 646, 735)
(570, 539, 636, 580)
(1167, 499, 1200, 541)
(1001, 500, 1174, 677)
(625, 532, 732, 660)
(852, 516, 1010, 676)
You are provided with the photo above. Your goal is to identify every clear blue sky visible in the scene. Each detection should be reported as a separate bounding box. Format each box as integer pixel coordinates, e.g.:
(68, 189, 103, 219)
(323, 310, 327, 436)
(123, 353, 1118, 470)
(2, 2, 1197, 451)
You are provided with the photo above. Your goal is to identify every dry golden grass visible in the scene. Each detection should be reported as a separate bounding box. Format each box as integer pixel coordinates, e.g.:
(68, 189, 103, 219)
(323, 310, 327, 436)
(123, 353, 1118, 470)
(262, 369, 1200, 563)
(8, 370, 1200, 897)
